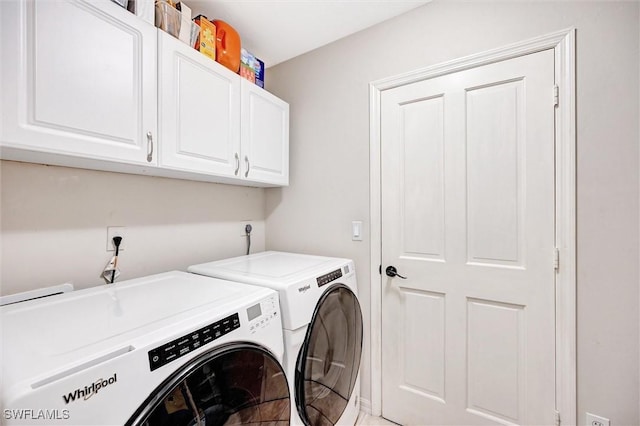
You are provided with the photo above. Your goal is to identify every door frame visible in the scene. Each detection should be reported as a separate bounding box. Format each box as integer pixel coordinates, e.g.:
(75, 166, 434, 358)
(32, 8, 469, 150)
(368, 28, 576, 424)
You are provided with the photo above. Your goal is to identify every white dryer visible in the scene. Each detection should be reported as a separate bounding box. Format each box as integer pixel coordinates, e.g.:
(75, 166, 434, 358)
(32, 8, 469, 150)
(189, 251, 363, 426)
(1, 271, 290, 425)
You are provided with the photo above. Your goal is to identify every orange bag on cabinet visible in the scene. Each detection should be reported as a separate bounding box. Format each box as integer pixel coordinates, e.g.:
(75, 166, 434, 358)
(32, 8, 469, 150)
(212, 20, 241, 72)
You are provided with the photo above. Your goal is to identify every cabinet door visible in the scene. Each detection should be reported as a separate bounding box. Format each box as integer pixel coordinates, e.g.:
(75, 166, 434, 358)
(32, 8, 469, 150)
(0, 0, 157, 165)
(240, 79, 289, 186)
(158, 31, 241, 176)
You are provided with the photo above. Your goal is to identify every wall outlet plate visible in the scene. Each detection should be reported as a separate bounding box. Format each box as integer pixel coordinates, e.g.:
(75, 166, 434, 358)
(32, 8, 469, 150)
(107, 226, 126, 251)
(586, 413, 610, 426)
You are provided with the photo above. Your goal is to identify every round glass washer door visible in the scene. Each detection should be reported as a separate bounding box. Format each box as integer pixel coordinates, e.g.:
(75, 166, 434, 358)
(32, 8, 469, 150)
(295, 284, 363, 426)
(128, 343, 290, 426)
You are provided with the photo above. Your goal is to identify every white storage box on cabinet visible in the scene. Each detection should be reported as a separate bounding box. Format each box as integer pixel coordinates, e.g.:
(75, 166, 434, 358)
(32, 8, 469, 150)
(158, 30, 242, 179)
(241, 79, 289, 186)
(0, 0, 158, 167)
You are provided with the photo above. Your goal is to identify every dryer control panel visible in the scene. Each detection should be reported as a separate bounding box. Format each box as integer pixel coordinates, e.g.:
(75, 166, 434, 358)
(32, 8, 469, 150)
(248, 294, 279, 334)
(317, 268, 343, 287)
(148, 313, 240, 371)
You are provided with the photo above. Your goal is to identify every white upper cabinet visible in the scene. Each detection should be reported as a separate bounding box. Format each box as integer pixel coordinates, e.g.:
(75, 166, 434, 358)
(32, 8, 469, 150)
(0, 0, 289, 186)
(0, 0, 158, 165)
(158, 31, 241, 177)
(159, 33, 289, 186)
(241, 79, 289, 186)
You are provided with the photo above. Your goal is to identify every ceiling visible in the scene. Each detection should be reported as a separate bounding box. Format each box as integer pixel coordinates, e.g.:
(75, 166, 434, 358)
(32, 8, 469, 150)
(189, 0, 431, 68)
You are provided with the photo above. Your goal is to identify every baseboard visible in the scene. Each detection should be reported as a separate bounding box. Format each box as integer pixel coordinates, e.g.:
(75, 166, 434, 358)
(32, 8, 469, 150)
(359, 397, 372, 415)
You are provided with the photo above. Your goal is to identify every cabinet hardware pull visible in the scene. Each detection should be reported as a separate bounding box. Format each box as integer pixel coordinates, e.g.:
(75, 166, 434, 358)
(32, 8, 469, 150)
(234, 153, 240, 176)
(244, 155, 250, 178)
(146, 131, 153, 162)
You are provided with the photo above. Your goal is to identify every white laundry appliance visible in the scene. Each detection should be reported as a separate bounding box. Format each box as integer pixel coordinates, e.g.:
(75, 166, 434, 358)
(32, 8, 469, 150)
(189, 251, 363, 426)
(1, 271, 290, 426)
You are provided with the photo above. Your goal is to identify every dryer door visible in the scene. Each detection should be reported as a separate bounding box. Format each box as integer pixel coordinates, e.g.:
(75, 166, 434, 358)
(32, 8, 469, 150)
(295, 284, 363, 426)
(128, 343, 290, 426)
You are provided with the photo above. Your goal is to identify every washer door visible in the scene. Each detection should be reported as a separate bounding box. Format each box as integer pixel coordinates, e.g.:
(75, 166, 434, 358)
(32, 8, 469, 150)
(295, 284, 363, 426)
(128, 343, 290, 426)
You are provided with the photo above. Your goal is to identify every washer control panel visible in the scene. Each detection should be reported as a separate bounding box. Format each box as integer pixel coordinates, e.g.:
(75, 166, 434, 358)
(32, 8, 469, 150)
(317, 268, 343, 287)
(248, 294, 279, 334)
(148, 313, 240, 371)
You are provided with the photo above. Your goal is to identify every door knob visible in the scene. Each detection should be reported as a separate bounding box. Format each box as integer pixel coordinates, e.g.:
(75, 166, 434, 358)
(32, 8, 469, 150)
(385, 266, 407, 279)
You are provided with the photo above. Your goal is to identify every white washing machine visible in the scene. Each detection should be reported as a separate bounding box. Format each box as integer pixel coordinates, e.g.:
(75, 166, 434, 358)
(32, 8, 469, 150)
(1, 271, 290, 425)
(189, 251, 363, 426)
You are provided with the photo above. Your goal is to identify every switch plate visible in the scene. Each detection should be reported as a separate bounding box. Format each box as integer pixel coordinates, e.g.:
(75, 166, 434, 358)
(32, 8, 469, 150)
(586, 413, 610, 426)
(107, 226, 126, 251)
(352, 221, 363, 241)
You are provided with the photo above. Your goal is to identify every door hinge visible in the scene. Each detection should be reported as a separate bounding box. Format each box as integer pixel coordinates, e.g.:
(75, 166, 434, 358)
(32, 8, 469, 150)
(555, 410, 561, 426)
(553, 85, 559, 107)
(554, 248, 560, 271)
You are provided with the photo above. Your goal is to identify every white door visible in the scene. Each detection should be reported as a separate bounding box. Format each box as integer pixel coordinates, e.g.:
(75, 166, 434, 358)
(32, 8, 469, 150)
(0, 0, 157, 164)
(381, 50, 556, 425)
(158, 30, 241, 176)
(240, 79, 289, 186)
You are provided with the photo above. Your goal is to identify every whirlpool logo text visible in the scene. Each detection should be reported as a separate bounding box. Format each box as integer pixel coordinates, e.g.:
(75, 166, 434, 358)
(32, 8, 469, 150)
(62, 373, 117, 404)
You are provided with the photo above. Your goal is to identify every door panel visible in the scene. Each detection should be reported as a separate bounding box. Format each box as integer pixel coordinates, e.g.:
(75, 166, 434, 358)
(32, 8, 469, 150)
(241, 79, 289, 185)
(381, 50, 555, 425)
(400, 95, 446, 260)
(158, 31, 241, 175)
(1, 0, 156, 164)
(466, 81, 524, 266)
(467, 299, 525, 423)
(401, 289, 446, 401)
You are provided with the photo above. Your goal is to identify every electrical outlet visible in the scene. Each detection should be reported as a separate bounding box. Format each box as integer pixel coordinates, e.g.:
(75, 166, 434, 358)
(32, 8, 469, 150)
(586, 413, 610, 426)
(106, 226, 127, 251)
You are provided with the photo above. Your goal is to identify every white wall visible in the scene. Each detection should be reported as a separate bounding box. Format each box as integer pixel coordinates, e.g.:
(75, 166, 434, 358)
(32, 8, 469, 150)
(0, 160, 265, 295)
(265, 1, 640, 424)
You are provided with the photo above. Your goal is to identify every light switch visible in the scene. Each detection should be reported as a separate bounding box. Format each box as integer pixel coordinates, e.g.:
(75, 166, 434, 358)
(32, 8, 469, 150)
(352, 221, 363, 241)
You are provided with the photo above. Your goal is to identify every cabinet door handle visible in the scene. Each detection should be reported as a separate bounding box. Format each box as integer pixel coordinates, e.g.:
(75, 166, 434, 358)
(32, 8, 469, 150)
(234, 153, 240, 176)
(244, 155, 250, 178)
(146, 131, 153, 163)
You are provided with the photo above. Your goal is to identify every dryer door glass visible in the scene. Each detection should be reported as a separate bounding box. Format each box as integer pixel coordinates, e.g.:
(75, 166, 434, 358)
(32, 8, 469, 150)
(129, 344, 290, 426)
(295, 284, 363, 426)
